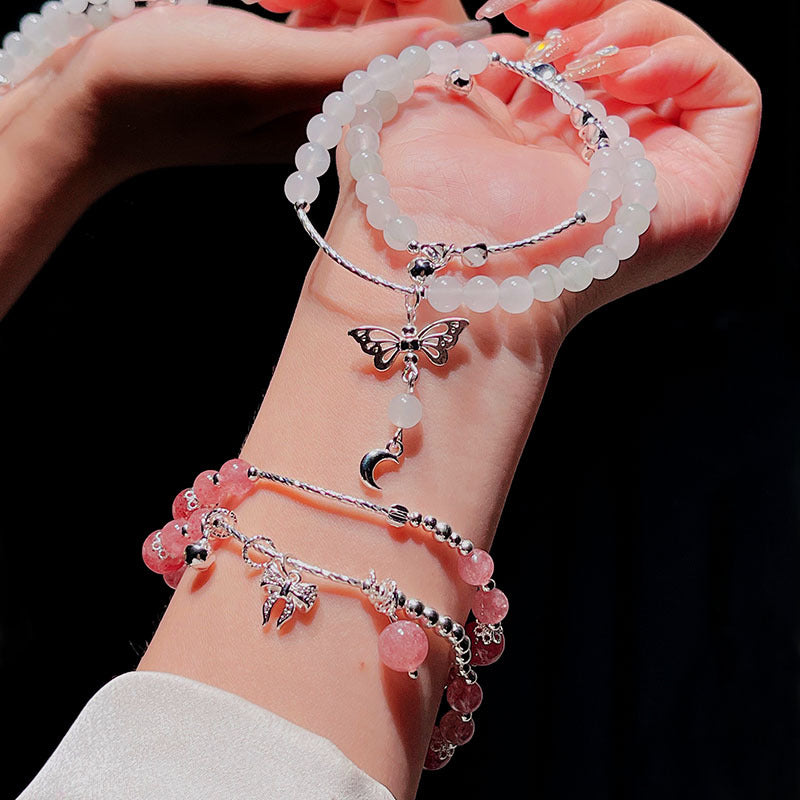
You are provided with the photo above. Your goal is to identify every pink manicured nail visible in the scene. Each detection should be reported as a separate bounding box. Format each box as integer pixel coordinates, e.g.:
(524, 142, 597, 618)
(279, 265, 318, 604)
(524, 18, 604, 63)
(562, 45, 651, 81)
(475, 0, 525, 21)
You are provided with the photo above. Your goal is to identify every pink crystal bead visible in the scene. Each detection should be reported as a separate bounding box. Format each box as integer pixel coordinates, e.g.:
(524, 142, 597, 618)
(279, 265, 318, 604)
(218, 458, 252, 503)
(446, 676, 483, 713)
(457, 548, 494, 586)
(472, 587, 509, 624)
(377, 620, 429, 672)
(440, 710, 475, 745)
(163, 563, 187, 589)
(193, 470, 221, 507)
(142, 531, 183, 574)
(160, 520, 188, 559)
(171, 488, 199, 522)
(466, 620, 505, 666)
(423, 727, 452, 771)
(184, 508, 207, 541)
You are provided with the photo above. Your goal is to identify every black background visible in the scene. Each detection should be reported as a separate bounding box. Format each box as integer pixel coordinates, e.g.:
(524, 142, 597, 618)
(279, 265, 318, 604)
(1, 1, 797, 798)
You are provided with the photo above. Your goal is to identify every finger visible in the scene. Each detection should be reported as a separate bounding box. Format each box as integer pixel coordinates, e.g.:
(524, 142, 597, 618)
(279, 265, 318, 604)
(473, 33, 527, 103)
(356, 0, 398, 23)
(286, 0, 341, 27)
(396, 0, 468, 24)
(484, 0, 620, 28)
(601, 34, 761, 181)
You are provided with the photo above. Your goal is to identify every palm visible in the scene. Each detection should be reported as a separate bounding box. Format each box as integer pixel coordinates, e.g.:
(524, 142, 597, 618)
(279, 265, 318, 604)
(359, 31, 756, 329)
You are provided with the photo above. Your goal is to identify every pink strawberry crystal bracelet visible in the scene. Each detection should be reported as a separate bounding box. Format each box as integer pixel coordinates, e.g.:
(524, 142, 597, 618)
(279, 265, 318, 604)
(141, 458, 508, 769)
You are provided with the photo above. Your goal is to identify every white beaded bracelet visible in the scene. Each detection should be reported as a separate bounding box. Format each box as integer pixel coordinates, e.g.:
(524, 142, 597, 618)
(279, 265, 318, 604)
(0, 0, 222, 90)
(285, 42, 658, 319)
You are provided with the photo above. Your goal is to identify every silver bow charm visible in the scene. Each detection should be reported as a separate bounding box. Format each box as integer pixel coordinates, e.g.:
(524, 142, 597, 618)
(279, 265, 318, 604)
(260, 558, 318, 628)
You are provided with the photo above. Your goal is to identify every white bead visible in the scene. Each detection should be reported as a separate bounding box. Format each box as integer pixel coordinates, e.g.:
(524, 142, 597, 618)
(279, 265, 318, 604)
(428, 275, 464, 313)
(528, 265, 564, 302)
(86, 4, 112, 29)
(390, 76, 414, 103)
(604, 115, 629, 146)
(590, 148, 625, 174)
(615, 203, 650, 236)
(345, 124, 380, 155)
(553, 81, 585, 114)
(584, 99, 607, 122)
(306, 113, 342, 149)
(67, 11, 91, 36)
(322, 91, 356, 125)
(20, 14, 49, 42)
(621, 179, 658, 211)
(34, 38, 54, 59)
(577, 189, 611, 223)
(63, 0, 88, 11)
(349, 151, 383, 180)
(107, 0, 135, 16)
(427, 40, 458, 75)
(370, 90, 398, 123)
(587, 168, 623, 201)
(366, 197, 399, 230)
(623, 157, 656, 183)
(0, 50, 15, 81)
(603, 225, 639, 259)
(352, 104, 382, 131)
(294, 142, 330, 177)
(355, 173, 390, 204)
(388, 393, 423, 428)
(463, 275, 499, 313)
(343, 70, 377, 105)
(618, 136, 645, 160)
(284, 171, 320, 205)
(3, 33, 32, 59)
(180, 0, 209, 5)
(88, 0, 106, 4)
(499, 276, 534, 313)
(367, 54, 403, 91)
(585, 244, 619, 280)
(457, 41, 489, 75)
(559, 256, 593, 292)
(41, 2, 70, 45)
(398, 45, 430, 80)
(384, 216, 418, 250)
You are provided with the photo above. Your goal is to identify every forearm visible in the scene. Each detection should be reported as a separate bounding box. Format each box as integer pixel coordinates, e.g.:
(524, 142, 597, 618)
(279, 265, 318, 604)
(137, 201, 562, 798)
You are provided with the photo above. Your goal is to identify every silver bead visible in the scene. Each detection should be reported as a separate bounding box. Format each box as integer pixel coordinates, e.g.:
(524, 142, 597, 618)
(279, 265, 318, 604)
(247, 465, 260, 481)
(408, 511, 423, 527)
(434, 521, 451, 542)
(481, 578, 496, 592)
(422, 607, 439, 627)
(185, 542, 215, 570)
(461, 243, 488, 268)
(530, 62, 557, 81)
(447, 532, 462, 549)
(395, 591, 406, 608)
(450, 622, 465, 643)
(437, 616, 454, 636)
(408, 669, 419, 680)
(444, 68, 473, 96)
(387, 504, 409, 527)
(406, 598, 424, 617)
(212, 472, 221, 486)
(422, 515, 437, 532)
(458, 539, 474, 555)
(456, 637, 471, 654)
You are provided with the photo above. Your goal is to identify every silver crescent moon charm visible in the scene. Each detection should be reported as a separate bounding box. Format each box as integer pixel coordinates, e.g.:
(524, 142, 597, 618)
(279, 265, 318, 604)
(359, 448, 400, 490)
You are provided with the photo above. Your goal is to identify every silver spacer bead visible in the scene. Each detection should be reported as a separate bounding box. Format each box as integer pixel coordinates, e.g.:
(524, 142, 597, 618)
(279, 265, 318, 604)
(422, 515, 437, 532)
(408, 669, 419, 680)
(247, 465, 260, 481)
(456, 637, 471, 654)
(405, 598, 424, 617)
(396, 592, 406, 608)
(294, 200, 310, 213)
(458, 539, 474, 555)
(437, 615, 454, 636)
(422, 607, 440, 627)
(449, 622, 465, 643)
(447, 532, 462, 549)
(481, 578, 496, 592)
(444, 68, 473, 96)
(212, 472, 221, 486)
(434, 521, 451, 542)
(408, 511, 423, 527)
(407, 240, 421, 253)
(387, 504, 409, 527)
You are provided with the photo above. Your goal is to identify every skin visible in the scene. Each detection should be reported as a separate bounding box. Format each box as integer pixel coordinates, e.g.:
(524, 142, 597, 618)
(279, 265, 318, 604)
(0, 1, 760, 798)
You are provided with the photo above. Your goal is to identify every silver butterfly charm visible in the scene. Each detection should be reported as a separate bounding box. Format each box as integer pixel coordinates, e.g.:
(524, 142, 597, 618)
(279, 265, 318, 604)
(347, 318, 469, 372)
(260, 558, 318, 628)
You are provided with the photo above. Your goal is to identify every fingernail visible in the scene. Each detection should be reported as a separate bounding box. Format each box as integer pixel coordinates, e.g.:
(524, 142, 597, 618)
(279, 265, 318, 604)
(475, 0, 523, 20)
(562, 45, 651, 81)
(418, 19, 492, 47)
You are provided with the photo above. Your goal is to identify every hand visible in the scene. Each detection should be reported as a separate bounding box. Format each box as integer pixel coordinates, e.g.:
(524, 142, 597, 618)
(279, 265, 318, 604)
(327, 0, 760, 348)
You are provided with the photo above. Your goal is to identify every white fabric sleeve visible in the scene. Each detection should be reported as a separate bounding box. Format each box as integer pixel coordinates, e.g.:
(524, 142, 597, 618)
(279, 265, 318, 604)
(17, 671, 396, 800)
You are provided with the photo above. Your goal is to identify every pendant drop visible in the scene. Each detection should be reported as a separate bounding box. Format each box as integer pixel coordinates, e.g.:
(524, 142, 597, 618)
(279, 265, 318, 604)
(359, 429, 404, 490)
